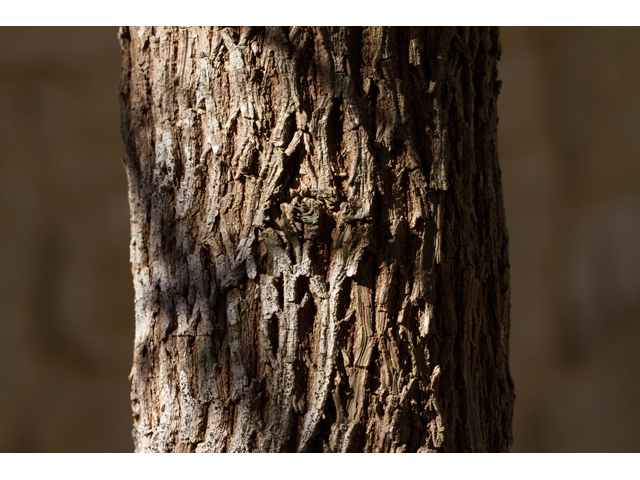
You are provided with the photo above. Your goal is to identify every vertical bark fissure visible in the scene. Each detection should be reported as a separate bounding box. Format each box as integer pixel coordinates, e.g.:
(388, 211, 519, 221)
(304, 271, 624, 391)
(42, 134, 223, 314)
(120, 26, 514, 453)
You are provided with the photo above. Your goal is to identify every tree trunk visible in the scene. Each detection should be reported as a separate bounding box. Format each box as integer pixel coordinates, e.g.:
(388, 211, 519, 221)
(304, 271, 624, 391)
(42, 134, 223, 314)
(119, 26, 514, 453)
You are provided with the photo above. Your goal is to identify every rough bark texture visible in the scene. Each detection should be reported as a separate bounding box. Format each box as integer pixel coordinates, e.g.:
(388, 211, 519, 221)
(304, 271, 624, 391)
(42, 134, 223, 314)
(119, 26, 514, 453)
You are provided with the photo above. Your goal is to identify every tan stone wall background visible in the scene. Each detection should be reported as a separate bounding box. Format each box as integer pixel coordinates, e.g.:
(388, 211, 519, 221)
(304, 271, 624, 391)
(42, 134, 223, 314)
(0, 26, 638, 452)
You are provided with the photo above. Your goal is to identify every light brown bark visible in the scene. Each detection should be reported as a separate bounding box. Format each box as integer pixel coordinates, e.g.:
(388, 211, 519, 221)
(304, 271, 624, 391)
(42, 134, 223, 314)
(119, 26, 514, 452)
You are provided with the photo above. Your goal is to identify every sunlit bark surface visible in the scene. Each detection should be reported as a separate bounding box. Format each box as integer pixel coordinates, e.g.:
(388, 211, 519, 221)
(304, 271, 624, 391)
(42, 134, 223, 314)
(119, 26, 514, 452)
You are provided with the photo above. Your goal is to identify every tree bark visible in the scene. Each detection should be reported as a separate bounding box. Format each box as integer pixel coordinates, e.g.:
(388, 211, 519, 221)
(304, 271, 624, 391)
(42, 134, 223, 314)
(119, 26, 514, 453)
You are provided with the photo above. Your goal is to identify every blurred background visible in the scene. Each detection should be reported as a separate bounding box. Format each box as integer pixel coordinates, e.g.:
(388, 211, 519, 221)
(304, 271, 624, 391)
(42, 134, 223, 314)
(0, 26, 638, 452)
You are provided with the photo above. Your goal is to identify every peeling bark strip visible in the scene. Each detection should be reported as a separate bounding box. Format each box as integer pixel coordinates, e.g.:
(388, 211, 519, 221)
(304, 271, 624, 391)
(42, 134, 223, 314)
(119, 26, 514, 452)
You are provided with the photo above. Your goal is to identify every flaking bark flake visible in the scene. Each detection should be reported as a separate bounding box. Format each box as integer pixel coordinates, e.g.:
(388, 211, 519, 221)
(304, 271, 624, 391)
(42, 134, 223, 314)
(120, 26, 514, 453)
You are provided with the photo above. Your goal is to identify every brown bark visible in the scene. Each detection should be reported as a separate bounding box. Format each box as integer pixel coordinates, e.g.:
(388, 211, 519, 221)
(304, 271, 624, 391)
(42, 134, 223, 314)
(119, 26, 514, 452)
